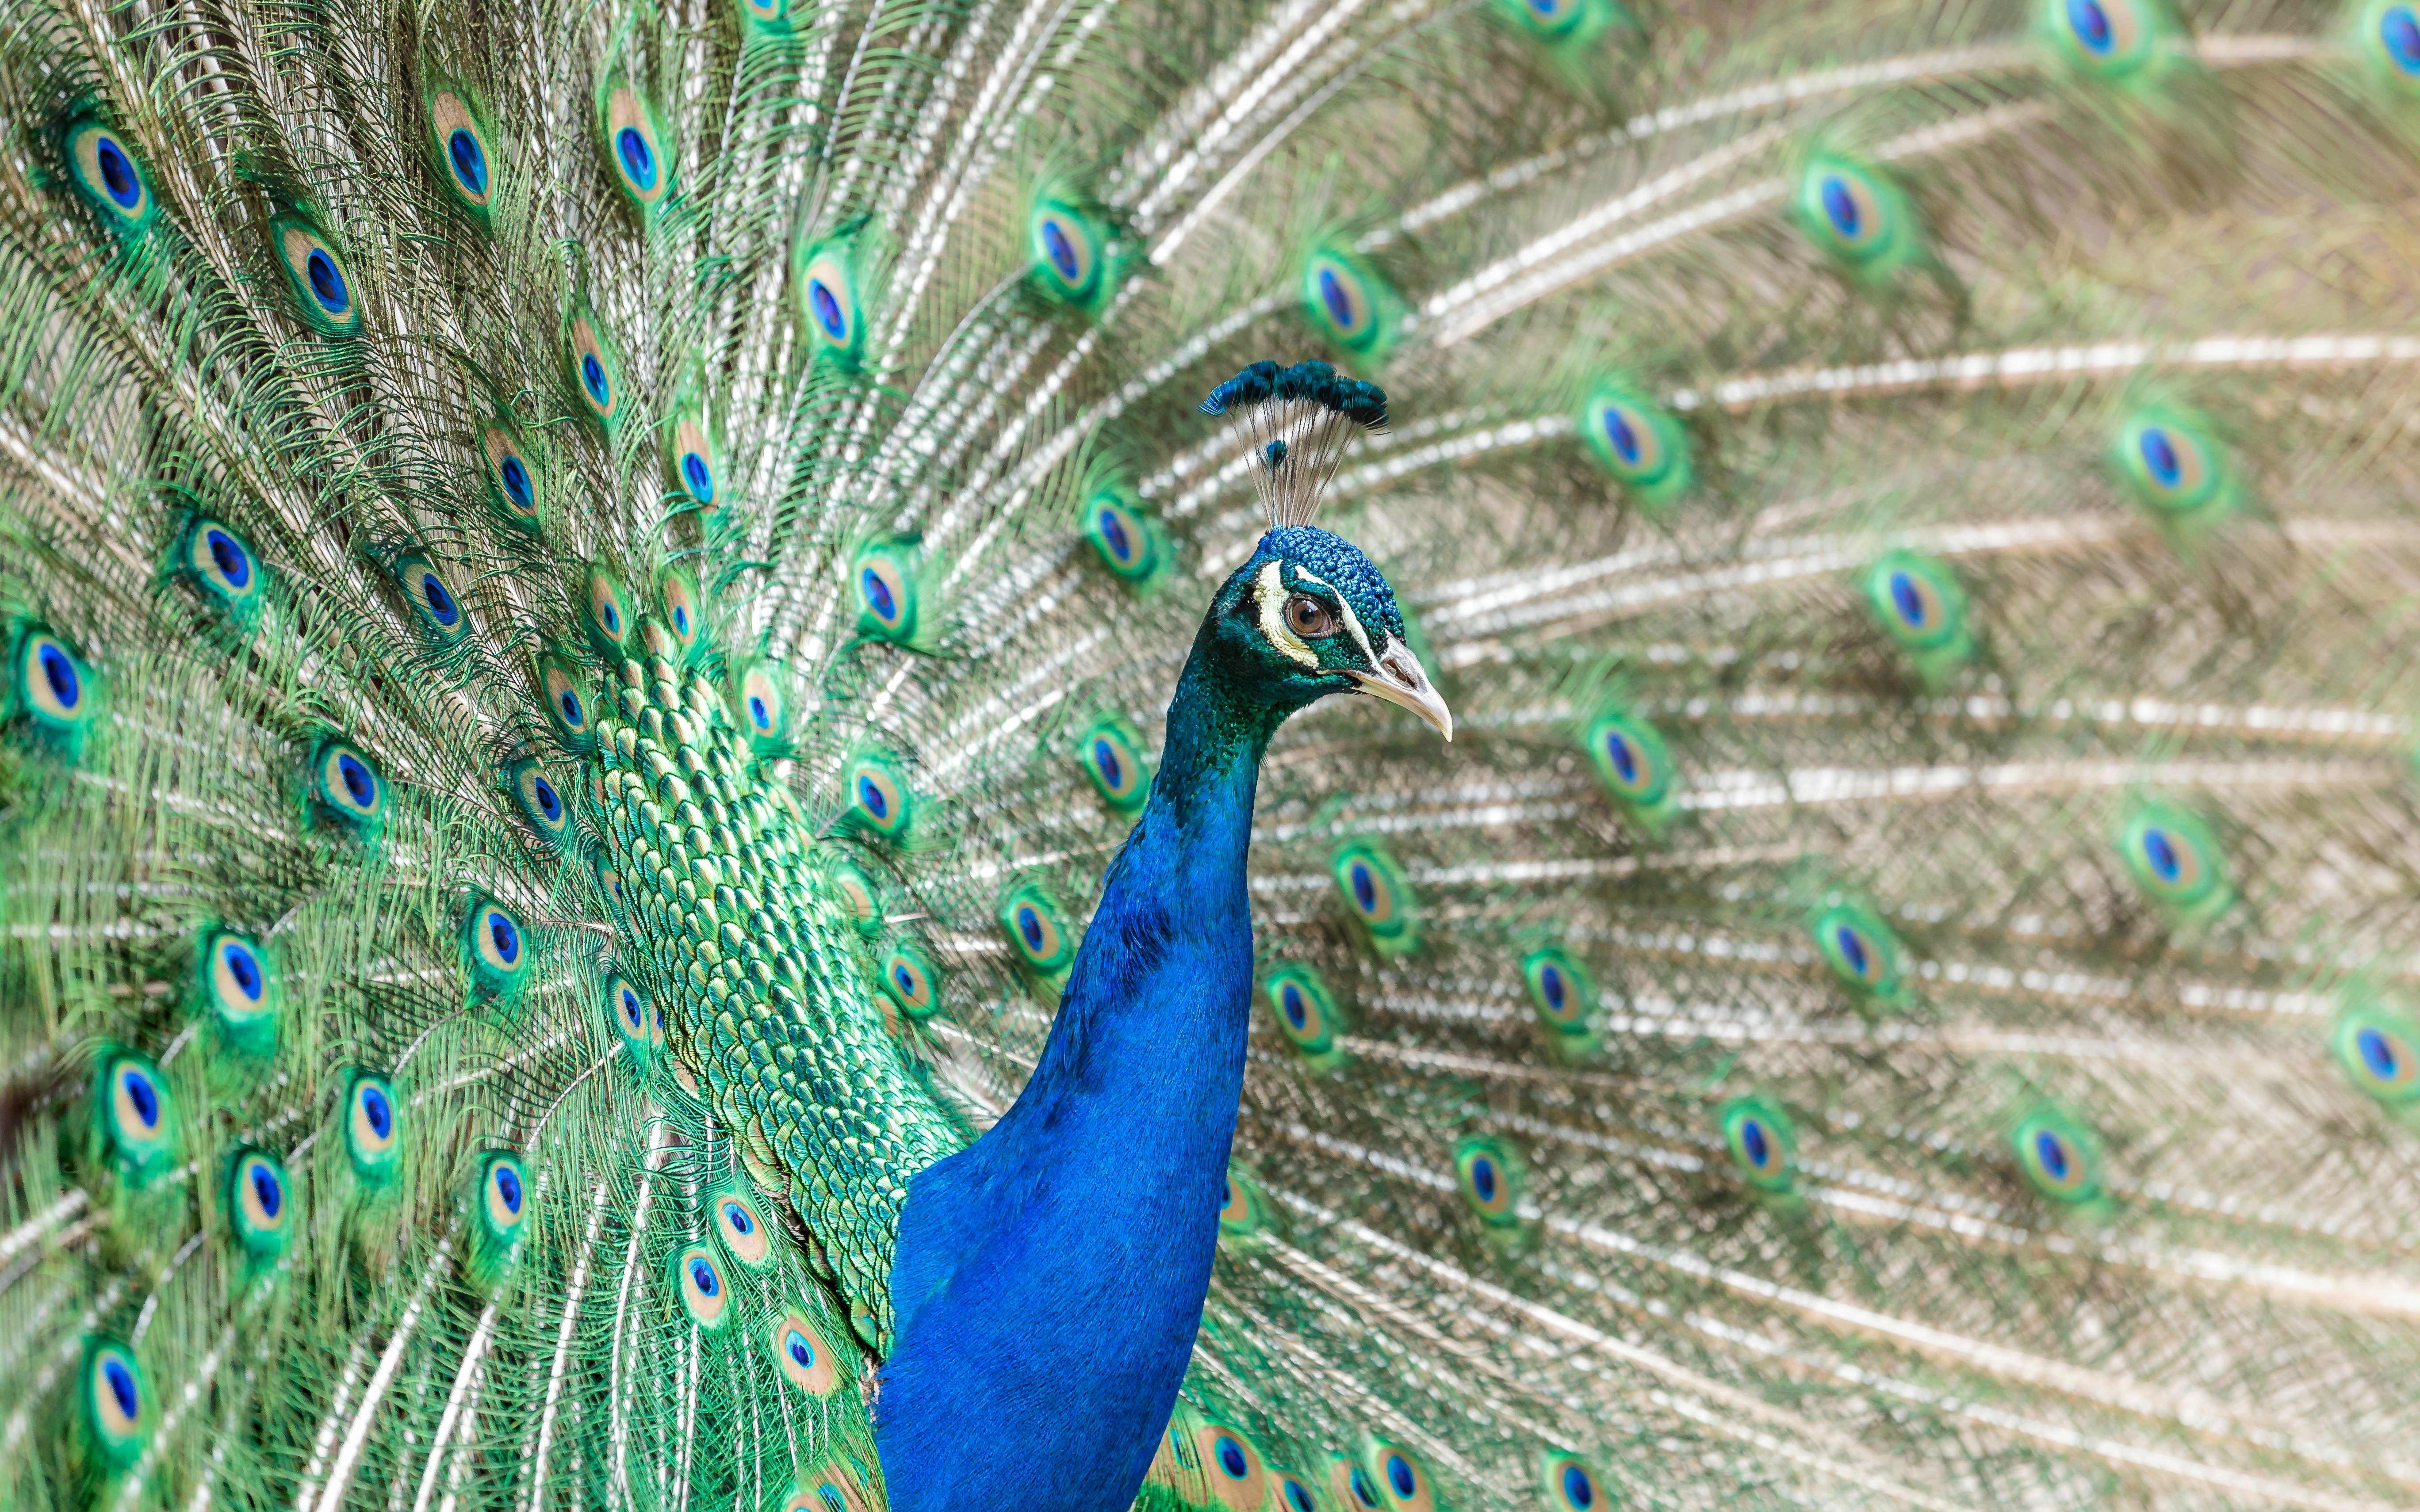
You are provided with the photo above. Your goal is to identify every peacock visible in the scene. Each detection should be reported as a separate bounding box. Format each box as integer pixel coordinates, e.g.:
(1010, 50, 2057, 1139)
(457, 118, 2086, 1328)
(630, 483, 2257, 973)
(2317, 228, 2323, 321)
(7, 0, 2420, 1504)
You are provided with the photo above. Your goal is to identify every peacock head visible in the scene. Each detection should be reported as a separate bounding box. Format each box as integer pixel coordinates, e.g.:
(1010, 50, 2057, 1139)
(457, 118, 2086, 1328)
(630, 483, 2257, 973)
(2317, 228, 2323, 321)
(1195, 361, 1450, 741)
(1202, 526, 1450, 739)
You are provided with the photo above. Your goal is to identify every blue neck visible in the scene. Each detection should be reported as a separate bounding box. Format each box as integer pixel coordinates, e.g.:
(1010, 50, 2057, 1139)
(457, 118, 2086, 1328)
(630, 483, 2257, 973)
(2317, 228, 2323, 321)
(878, 637, 1286, 1512)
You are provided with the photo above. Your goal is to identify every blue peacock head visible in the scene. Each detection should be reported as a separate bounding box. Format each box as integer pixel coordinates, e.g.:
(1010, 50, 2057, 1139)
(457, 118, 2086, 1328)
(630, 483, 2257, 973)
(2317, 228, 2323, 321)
(1196, 361, 1451, 740)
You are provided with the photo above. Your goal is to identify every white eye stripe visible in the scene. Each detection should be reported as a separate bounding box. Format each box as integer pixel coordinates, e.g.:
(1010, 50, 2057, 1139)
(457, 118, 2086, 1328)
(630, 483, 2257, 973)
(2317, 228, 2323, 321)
(1331, 593, 1379, 668)
(1255, 561, 1318, 668)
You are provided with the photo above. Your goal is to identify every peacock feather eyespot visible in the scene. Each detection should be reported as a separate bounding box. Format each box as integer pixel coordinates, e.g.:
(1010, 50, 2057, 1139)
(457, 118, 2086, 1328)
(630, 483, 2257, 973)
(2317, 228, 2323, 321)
(582, 563, 632, 657)
(343, 1072, 402, 1183)
(268, 212, 364, 336)
(841, 750, 915, 842)
(711, 1187, 775, 1269)
(564, 305, 625, 429)
(1358, 1439, 1437, 1512)
(600, 79, 674, 212)
(1721, 1096, 1796, 1193)
(998, 884, 1076, 979)
(823, 854, 885, 938)
(1522, 947, 1597, 1047)
(769, 1306, 841, 1395)
(535, 649, 598, 750)
(658, 568, 706, 657)
(2117, 800, 2229, 917)
(2332, 1002, 2420, 1104)
(1864, 553, 1966, 652)
(307, 737, 387, 836)
(482, 421, 543, 533)
(1584, 708, 1673, 813)
(1261, 963, 1344, 1065)
(2114, 409, 2231, 520)
(171, 515, 267, 626)
(198, 926, 278, 1059)
(1581, 384, 1692, 508)
(462, 893, 535, 1004)
(464, 1150, 530, 1291)
(1276, 1474, 1325, 1512)
(877, 942, 941, 1023)
(850, 539, 921, 644)
(95, 1049, 177, 1179)
(1811, 902, 1904, 999)
(80, 1339, 150, 1467)
(1081, 487, 1166, 585)
(1192, 1421, 1268, 1512)
(1217, 1164, 1268, 1241)
(668, 406, 718, 508)
(1075, 714, 1151, 812)
(1539, 1452, 1604, 1512)
(8, 620, 103, 757)
(797, 239, 866, 369)
(508, 758, 574, 847)
(425, 81, 498, 221)
(61, 116, 157, 237)
(1331, 841, 1419, 956)
(1330, 1458, 1383, 1512)
(727, 658, 789, 750)
(605, 972, 655, 1053)
(2366, 0, 2420, 84)
(735, 0, 796, 34)
(2011, 1106, 2100, 1203)
(1300, 246, 1396, 356)
(672, 1243, 732, 1329)
(1795, 154, 1915, 273)
(1454, 1134, 1526, 1229)
(391, 554, 471, 649)
(2045, 0, 2161, 78)
(227, 1146, 295, 1260)
(1028, 197, 1109, 309)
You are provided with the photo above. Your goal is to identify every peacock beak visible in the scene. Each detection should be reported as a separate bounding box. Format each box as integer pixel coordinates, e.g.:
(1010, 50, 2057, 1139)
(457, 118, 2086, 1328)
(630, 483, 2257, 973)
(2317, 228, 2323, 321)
(1348, 634, 1453, 742)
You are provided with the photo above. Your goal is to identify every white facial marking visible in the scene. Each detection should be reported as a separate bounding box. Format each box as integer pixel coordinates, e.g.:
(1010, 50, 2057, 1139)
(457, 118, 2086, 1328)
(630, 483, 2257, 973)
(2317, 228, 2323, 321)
(1256, 561, 1319, 668)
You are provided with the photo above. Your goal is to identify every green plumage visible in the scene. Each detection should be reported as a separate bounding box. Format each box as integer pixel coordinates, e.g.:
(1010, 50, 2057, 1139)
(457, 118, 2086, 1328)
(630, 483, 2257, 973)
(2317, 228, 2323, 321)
(6, 1, 2420, 1510)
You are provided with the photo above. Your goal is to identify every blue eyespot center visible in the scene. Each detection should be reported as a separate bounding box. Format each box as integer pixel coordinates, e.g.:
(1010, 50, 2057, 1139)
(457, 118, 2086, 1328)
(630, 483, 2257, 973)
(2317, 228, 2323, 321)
(1604, 407, 1641, 465)
(1097, 508, 1133, 561)
(2035, 1130, 2070, 1180)
(1541, 965, 1565, 1011)
(1837, 926, 1869, 978)
(1318, 267, 1355, 328)
(95, 137, 139, 207)
(38, 643, 80, 708)
(787, 1329, 813, 1367)
(893, 964, 916, 996)
(305, 248, 348, 313)
(104, 1358, 138, 1419)
(1562, 1466, 1594, 1509)
(1216, 1437, 1248, 1478)
(499, 455, 532, 509)
(621, 988, 643, 1027)
(224, 942, 263, 1000)
(1286, 1482, 1315, 1512)
(488, 911, 520, 964)
(558, 688, 585, 726)
(420, 572, 459, 626)
(448, 128, 487, 194)
(1741, 1119, 1771, 1168)
(858, 775, 888, 819)
(206, 529, 250, 587)
(724, 1202, 753, 1235)
(121, 1068, 159, 1128)
(681, 452, 713, 502)
(1350, 1467, 1379, 1508)
(1351, 863, 1376, 913)
(1889, 571, 1925, 627)
(1470, 1157, 1497, 1203)
(1387, 1455, 1415, 1499)
(689, 1256, 717, 1295)
(2067, 0, 2113, 51)
(749, 695, 770, 729)
(672, 605, 690, 635)
(1018, 906, 1044, 951)
(337, 753, 374, 807)
(1282, 984, 1307, 1028)
(2142, 827, 2181, 882)
(1042, 219, 1079, 279)
(1093, 739, 1122, 786)
(1821, 176, 1861, 237)
(361, 1085, 391, 1139)
(861, 567, 897, 622)
(2140, 427, 2181, 487)
(2358, 1026, 2401, 1080)
(1606, 733, 1637, 784)
(810, 279, 846, 340)
(495, 1165, 522, 1213)
(616, 126, 657, 190)
(250, 1163, 282, 1217)
(582, 353, 609, 405)
(601, 601, 620, 632)
(532, 776, 561, 821)
(2387, 7, 2420, 71)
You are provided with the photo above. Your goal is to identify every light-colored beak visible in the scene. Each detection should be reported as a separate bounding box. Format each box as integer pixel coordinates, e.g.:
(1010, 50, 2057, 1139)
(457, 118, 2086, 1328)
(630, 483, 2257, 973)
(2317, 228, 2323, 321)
(1347, 634, 1453, 742)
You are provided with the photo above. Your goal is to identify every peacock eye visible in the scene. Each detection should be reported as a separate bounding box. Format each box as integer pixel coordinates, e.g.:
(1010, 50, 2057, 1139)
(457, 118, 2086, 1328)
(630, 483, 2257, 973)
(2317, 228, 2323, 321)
(1283, 596, 1333, 638)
